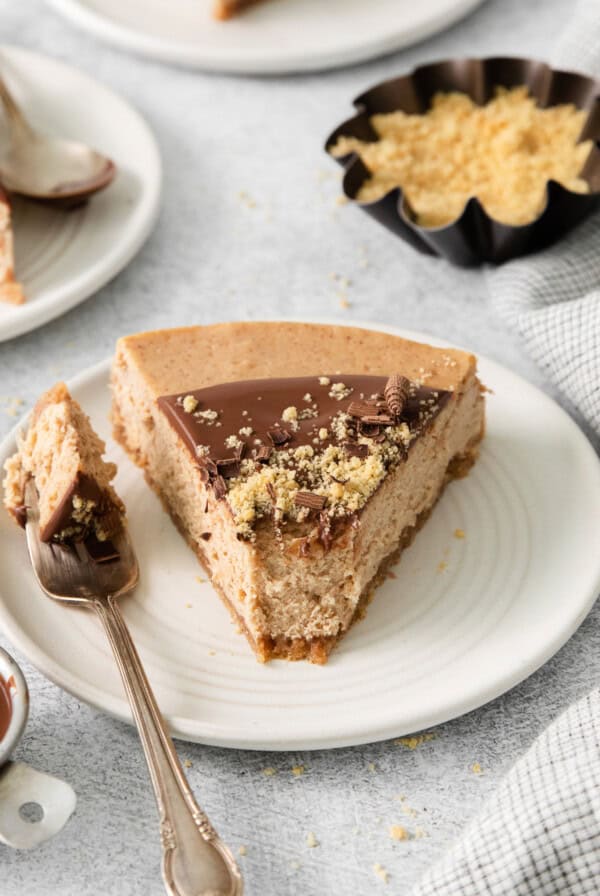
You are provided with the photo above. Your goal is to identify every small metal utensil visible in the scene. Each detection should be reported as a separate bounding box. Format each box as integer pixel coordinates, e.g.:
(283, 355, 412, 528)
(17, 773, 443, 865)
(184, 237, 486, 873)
(0, 77, 115, 204)
(23, 480, 243, 896)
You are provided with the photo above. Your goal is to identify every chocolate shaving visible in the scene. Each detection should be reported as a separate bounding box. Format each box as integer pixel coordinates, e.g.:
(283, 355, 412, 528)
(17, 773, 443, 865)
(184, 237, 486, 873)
(198, 456, 218, 476)
(200, 532, 212, 541)
(385, 374, 411, 419)
(360, 414, 393, 425)
(267, 428, 292, 447)
(299, 537, 311, 557)
(255, 445, 273, 463)
(294, 491, 327, 511)
(359, 422, 381, 438)
(85, 536, 120, 564)
(212, 475, 227, 500)
(12, 504, 28, 528)
(347, 401, 379, 419)
(234, 442, 246, 461)
(343, 442, 369, 458)
(216, 458, 241, 479)
(266, 482, 277, 503)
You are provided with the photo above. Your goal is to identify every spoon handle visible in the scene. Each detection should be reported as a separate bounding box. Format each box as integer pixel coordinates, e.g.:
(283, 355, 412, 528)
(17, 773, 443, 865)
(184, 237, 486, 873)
(93, 595, 243, 896)
(0, 78, 32, 134)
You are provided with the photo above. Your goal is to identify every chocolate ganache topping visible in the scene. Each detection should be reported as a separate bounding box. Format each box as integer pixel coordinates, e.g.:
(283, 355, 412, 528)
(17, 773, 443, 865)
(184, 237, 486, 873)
(158, 374, 451, 540)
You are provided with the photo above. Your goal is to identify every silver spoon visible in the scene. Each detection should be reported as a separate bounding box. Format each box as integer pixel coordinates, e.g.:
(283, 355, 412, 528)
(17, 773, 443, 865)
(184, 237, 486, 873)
(23, 480, 243, 896)
(0, 77, 115, 205)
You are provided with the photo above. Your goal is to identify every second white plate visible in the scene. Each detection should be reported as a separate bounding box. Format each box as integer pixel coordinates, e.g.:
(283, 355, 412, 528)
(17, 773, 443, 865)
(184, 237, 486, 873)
(46, 0, 485, 74)
(0, 46, 161, 343)
(0, 323, 599, 750)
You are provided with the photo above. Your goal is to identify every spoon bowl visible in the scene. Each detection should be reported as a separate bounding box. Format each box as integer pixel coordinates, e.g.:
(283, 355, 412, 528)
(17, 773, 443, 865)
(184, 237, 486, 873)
(0, 76, 116, 204)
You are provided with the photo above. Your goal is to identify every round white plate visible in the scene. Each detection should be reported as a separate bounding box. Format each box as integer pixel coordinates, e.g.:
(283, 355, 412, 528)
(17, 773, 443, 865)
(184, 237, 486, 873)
(46, 0, 485, 74)
(0, 323, 599, 751)
(0, 46, 161, 343)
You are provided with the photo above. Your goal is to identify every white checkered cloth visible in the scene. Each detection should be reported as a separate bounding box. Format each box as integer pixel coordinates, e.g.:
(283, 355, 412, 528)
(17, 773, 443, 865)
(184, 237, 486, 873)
(413, 5, 600, 893)
(413, 691, 600, 895)
(485, 0, 600, 438)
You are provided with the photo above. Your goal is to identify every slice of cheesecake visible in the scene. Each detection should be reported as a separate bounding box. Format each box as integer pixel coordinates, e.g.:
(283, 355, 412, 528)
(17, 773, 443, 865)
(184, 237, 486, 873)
(0, 187, 24, 305)
(3, 383, 125, 546)
(213, 0, 267, 19)
(111, 322, 485, 663)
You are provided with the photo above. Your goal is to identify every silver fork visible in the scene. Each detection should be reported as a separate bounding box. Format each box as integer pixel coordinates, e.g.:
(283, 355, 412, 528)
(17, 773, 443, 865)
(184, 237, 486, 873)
(23, 480, 243, 896)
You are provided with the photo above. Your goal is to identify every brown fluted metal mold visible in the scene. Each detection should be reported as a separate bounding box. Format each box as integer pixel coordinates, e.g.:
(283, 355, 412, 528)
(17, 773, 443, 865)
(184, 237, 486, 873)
(325, 57, 600, 266)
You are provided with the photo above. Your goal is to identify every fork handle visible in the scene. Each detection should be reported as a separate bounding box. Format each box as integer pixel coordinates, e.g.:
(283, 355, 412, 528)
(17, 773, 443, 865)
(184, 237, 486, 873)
(93, 596, 243, 896)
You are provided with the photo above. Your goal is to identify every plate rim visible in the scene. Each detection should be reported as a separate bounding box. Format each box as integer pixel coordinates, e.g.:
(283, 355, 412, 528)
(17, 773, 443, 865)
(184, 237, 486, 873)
(0, 44, 162, 343)
(0, 319, 599, 751)
(45, 0, 485, 74)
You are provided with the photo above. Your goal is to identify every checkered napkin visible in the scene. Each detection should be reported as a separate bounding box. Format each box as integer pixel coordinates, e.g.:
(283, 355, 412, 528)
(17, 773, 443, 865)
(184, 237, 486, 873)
(413, 691, 600, 895)
(486, 0, 600, 438)
(412, 6, 600, 894)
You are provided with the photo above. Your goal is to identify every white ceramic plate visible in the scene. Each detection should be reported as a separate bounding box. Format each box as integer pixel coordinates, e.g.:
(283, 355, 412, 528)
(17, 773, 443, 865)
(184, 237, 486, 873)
(0, 46, 161, 343)
(1, 323, 599, 751)
(46, 0, 485, 74)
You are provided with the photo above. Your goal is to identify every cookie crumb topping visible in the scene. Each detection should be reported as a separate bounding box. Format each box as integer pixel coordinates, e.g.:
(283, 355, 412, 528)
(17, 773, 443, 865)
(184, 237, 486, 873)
(158, 374, 451, 543)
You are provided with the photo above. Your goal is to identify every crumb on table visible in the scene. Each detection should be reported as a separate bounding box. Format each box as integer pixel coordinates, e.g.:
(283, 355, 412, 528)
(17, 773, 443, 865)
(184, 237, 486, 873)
(373, 863, 389, 883)
(389, 825, 409, 841)
(394, 733, 436, 750)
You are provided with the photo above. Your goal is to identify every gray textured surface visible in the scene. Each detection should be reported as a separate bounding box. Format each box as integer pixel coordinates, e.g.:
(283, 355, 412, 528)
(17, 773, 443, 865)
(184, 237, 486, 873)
(0, 1, 599, 893)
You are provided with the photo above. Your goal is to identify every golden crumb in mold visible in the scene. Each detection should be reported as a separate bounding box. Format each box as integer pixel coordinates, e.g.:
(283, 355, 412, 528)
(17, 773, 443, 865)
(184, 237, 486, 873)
(262, 767, 277, 777)
(454, 528, 466, 539)
(306, 831, 319, 848)
(292, 765, 305, 777)
(238, 845, 247, 857)
(331, 86, 592, 227)
(471, 762, 483, 775)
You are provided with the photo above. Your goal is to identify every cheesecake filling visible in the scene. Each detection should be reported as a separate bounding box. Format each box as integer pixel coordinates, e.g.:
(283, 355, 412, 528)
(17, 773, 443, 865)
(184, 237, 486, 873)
(157, 374, 451, 543)
(110, 322, 485, 662)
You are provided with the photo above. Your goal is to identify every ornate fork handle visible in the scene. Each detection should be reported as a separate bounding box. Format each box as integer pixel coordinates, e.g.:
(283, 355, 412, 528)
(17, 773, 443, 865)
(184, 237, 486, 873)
(93, 595, 243, 896)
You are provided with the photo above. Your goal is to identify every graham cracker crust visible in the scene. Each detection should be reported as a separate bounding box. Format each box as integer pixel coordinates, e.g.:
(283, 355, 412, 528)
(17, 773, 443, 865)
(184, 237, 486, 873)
(113, 407, 483, 665)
